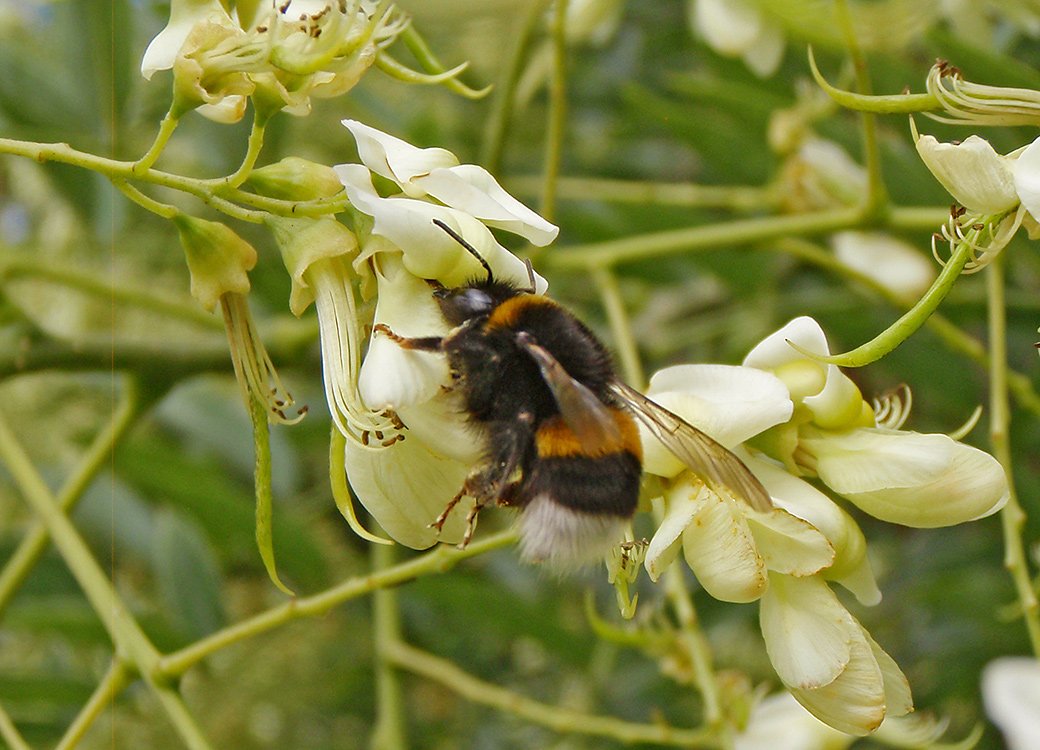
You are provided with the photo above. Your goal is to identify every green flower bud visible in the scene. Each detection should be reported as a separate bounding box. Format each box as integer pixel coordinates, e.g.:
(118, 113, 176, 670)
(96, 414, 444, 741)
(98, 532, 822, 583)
(173, 214, 257, 312)
(247, 157, 344, 201)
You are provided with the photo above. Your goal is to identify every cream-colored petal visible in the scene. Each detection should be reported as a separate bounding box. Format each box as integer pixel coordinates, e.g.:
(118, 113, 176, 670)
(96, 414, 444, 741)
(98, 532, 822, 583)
(342, 119, 458, 189)
(682, 490, 766, 603)
(915, 133, 1020, 214)
(804, 428, 1009, 527)
(344, 435, 468, 549)
(802, 364, 866, 430)
(644, 485, 707, 582)
(788, 623, 886, 736)
(141, 0, 233, 78)
(414, 164, 559, 246)
(395, 392, 484, 465)
(744, 316, 830, 370)
(640, 364, 792, 477)
(747, 456, 881, 605)
(336, 164, 547, 291)
(759, 574, 852, 689)
(196, 95, 248, 123)
(1013, 136, 1040, 223)
(745, 507, 834, 577)
(359, 255, 450, 410)
(862, 626, 913, 718)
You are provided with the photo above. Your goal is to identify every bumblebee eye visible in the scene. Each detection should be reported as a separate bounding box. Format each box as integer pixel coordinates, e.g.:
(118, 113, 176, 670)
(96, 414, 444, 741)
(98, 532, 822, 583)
(448, 288, 494, 319)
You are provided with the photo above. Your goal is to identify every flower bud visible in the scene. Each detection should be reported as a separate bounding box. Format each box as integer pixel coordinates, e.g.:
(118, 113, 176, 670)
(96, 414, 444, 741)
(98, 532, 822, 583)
(247, 157, 345, 201)
(173, 214, 256, 312)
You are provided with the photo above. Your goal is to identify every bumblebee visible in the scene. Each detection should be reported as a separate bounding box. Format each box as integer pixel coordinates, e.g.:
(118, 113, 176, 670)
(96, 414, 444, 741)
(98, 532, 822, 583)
(375, 221, 770, 567)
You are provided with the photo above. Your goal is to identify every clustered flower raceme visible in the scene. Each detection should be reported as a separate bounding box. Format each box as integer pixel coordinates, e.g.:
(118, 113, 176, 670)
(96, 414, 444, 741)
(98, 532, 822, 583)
(638, 316, 1007, 734)
(141, 0, 418, 122)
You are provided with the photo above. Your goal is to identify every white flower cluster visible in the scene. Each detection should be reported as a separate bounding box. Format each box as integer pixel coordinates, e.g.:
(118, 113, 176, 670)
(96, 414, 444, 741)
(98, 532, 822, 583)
(141, 0, 409, 121)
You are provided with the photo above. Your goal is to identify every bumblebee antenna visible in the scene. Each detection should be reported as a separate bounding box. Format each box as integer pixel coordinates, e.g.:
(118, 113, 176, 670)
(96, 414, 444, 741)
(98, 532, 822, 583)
(432, 219, 493, 284)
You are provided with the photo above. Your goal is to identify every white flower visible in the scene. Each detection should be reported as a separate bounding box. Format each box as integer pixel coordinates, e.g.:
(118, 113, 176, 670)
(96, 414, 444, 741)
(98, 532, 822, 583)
(914, 132, 1020, 214)
(140, 0, 236, 80)
(639, 364, 837, 600)
(334, 124, 560, 548)
(982, 657, 1040, 750)
(336, 163, 548, 290)
(800, 426, 1008, 527)
(690, 0, 784, 77)
(743, 316, 1008, 527)
(1012, 135, 1040, 223)
(760, 574, 912, 735)
(341, 120, 560, 246)
(831, 231, 935, 301)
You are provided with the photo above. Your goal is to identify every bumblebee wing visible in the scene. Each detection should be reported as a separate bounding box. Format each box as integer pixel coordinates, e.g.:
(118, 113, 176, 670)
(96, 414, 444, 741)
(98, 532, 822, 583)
(515, 332, 624, 451)
(609, 381, 772, 511)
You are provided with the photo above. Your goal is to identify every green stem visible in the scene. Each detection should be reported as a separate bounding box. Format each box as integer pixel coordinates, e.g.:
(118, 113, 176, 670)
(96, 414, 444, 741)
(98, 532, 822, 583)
(807, 48, 939, 114)
(481, 0, 551, 172)
(833, 0, 888, 218)
(112, 178, 179, 219)
(987, 255, 1040, 655)
(158, 530, 519, 678)
(0, 702, 32, 750)
(0, 377, 142, 619)
(0, 412, 214, 750)
(540, 0, 568, 227)
(384, 640, 721, 748)
(769, 237, 1040, 418)
(546, 207, 863, 269)
(791, 233, 975, 367)
(399, 25, 491, 99)
(218, 113, 268, 190)
(370, 544, 408, 750)
(134, 109, 180, 173)
(663, 567, 725, 738)
(54, 660, 132, 750)
(0, 138, 341, 221)
(507, 175, 776, 210)
(591, 266, 644, 388)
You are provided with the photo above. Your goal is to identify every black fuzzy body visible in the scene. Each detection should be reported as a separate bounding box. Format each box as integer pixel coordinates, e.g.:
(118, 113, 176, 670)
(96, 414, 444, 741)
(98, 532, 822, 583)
(434, 280, 642, 562)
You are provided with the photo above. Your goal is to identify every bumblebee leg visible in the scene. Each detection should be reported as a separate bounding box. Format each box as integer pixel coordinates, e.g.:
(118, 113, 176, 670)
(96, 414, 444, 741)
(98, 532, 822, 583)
(373, 323, 443, 352)
(430, 482, 469, 533)
(458, 500, 486, 549)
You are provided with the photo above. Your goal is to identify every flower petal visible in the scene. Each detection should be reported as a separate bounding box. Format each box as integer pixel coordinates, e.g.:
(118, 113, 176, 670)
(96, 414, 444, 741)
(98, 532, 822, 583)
(744, 316, 830, 370)
(641, 364, 792, 477)
(645, 492, 704, 582)
(141, 0, 233, 79)
(342, 119, 459, 189)
(396, 392, 484, 465)
(1013, 135, 1040, 223)
(414, 164, 559, 246)
(336, 164, 547, 290)
(759, 574, 852, 689)
(359, 255, 450, 410)
(803, 427, 1009, 527)
(344, 436, 468, 549)
(681, 486, 767, 603)
(787, 621, 886, 736)
(745, 507, 834, 577)
(915, 133, 1020, 214)
(982, 657, 1040, 750)
(693, 0, 766, 56)
(748, 456, 881, 605)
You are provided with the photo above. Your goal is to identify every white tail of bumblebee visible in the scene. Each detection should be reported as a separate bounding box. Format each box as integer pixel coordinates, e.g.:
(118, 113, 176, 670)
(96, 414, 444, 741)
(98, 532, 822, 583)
(517, 494, 628, 570)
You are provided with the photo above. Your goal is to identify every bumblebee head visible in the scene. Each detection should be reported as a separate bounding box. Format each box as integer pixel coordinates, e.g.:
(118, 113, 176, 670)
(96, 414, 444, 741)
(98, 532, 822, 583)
(434, 285, 496, 324)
